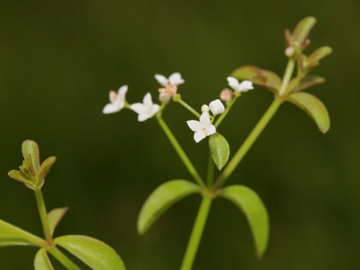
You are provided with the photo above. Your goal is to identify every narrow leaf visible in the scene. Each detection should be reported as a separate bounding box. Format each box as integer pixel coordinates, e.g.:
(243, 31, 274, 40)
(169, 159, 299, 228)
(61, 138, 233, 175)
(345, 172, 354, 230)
(292, 17, 317, 46)
(22, 140, 40, 175)
(35, 248, 54, 270)
(39, 156, 57, 180)
(0, 219, 44, 247)
(219, 185, 269, 258)
(209, 133, 230, 170)
(231, 65, 281, 91)
(48, 207, 69, 235)
(292, 76, 326, 92)
(308, 46, 332, 64)
(8, 170, 33, 185)
(287, 92, 330, 133)
(55, 235, 125, 270)
(138, 180, 201, 234)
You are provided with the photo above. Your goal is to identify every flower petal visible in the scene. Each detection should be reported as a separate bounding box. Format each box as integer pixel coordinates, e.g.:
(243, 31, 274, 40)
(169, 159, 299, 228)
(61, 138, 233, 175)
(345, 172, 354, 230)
(205, 125, 216, 136)
(143, 93, 153, 107)
(150, 104, 160, 116)
(109, 91, 117, 103)
(209, 99, 225, 115)
(155, 74, 168, 87)
(199, 112, 211, 127)
(227, 76, 240, 89)
(169, 72, 184, 86)
(103, 103, 121, 114)
(118, 85, 128, 99)
(194, 131, 206, 143)
(138, 113, 150, 122)
(130, 103, 145, 114)
(187, 120, 201, 132)
(238, 80, 254, 92)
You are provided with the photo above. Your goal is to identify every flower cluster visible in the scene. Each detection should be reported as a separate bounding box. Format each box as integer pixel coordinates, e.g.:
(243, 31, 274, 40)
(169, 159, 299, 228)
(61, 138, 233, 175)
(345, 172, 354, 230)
(102, 73, 253, 142)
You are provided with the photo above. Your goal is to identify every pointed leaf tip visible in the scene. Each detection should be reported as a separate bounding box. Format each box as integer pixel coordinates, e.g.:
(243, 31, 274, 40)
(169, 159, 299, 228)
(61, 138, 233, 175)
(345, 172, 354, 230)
(219, 185, 269, 258)
(287, 92, 330, 133)
(209, 133, 230, 170)
(48, 207, 68, 235)
(292, 17, 317, 46)
(55, 235, 126, 270)
(138, 180, 201, 234)
(39, 156, 57, 179)
(34, 248, 54, 270)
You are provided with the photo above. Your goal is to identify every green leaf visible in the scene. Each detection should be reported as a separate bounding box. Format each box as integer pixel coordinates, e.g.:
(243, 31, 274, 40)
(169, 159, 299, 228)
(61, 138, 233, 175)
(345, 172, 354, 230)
(39, 156, 57, 180)
(306, 46, 332, 71)
(287, 92, 330, 133)
(209, 133, 230, 170)
(0, 219, 42, 247)
(55, 235, 125, 270)
(138, 180, 201, 234)
(35, 248, 54, 270)
(22, 140, 40, 175)
(48, 207, 68, 235)
(292, 17, 317, 46)
(230, 65, 281, 92)
(219, 185, 269, 258)
(292, 76, 326, 92)
(8, 170, 33, 185)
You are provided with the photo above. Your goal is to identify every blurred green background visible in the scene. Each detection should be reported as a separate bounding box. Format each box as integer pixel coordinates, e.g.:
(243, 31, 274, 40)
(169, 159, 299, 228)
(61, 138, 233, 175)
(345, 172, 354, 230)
(0, 0, 359, 269)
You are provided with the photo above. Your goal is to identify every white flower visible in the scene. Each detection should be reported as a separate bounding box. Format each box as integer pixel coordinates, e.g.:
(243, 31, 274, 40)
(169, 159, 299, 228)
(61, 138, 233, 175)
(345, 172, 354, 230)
(187, 112, 216, 143)
(227, 77, 254, 92)
(159, 93, 171, 103)
(209, 99, 225, 115)
(155, 72, 185, 87)
(103, 85, 128, 114)
(130, 93, 160, 122)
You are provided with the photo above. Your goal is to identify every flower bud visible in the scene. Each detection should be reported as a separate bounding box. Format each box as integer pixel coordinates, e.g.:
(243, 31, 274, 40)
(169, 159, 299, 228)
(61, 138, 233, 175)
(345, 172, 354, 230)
(209, 99, 225, 116)
(201, 104, 209, 113)
(220, 88, 234, 102)
(159, 93, 171, 103)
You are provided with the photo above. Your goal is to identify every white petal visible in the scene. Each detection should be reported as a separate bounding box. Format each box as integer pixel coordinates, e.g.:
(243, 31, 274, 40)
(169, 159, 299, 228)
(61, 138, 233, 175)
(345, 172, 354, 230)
(169, 72, 184, 86)
(194, 131, 206, 143)
(118, 85, 128, 99)
(199, 112, 211, 127)
(143, 93, 153, 107)
(150, 104, 160, 116)
(205, 125, 216, 136)
(155, 74, 168, 87)
(227, 76, 240, 91)
(109, 91, 117, 103)
(130, 103, 145, 114)
(238, 80, 254, 92)
(209, 99, 225, 115)
(138, 113, 150, 122)
(187, 120, 201, 132)
(103, 103, 121, 114)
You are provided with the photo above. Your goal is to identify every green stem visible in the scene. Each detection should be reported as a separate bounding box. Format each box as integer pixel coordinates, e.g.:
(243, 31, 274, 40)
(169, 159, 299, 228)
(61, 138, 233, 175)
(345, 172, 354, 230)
(279, 58, 295, 96)
(206, 153, 214, 188)
(49, 247, 81, 270)
(34, 189, 53, 244)
(213, 97, 283, 190)
(214, 94, 239, 128)
(0, 219, 47, 247)
(156, 115, 206, 189)
(180, 197, 212, 270)
(174, 96, 201, 118)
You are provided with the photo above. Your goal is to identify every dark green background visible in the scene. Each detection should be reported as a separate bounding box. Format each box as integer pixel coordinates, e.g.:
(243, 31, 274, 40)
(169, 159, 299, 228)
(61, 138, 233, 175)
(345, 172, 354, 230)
(0, 0, 359, 269)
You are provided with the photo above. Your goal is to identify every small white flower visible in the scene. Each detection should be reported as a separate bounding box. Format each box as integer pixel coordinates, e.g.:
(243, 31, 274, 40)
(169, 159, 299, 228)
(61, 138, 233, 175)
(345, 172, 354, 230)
(103, 85, 128, 114)
(187, 112, 216, 143)
(227, 77, 254, 92)
(130, 93, 160, 122)
(159, 92, 171, 103)
(155, 72, 185, 87)
(209, 99, 225, 116)
(201, 104, 209, 113)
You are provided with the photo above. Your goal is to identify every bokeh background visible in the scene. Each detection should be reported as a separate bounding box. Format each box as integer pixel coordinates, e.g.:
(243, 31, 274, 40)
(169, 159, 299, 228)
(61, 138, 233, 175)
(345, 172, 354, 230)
(0, 0, 359, 269)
